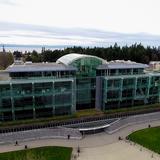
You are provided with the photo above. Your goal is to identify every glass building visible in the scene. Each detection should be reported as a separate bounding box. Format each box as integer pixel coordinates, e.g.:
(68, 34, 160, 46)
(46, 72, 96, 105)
(0, 53, 160, 121)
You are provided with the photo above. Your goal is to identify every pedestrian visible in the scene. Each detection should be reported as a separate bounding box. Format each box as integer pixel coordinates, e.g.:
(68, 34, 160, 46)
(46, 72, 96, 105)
(77, 146, 80, 157)
(25, 145, 28, 149)
(15, 141, 18, 146)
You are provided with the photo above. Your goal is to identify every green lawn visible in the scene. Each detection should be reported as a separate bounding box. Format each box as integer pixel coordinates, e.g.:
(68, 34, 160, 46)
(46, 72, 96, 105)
(75, 109, 104, 117)
(128, 127, 160, 154)
(0, 146, 72, 160)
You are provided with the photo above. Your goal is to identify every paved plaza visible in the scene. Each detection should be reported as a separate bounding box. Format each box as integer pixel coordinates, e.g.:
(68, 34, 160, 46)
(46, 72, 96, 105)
(77, 141, 160, 160)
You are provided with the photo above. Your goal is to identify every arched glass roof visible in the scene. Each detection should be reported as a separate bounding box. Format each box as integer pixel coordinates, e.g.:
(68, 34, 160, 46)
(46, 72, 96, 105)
(56, 53, 107, 65)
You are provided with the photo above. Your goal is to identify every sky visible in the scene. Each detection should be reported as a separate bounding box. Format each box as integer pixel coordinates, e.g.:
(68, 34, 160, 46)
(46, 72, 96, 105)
(0, 0, 160, 47)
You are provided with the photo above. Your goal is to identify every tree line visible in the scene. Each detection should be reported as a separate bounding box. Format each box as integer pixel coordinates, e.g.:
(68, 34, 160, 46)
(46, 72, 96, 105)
(1, 43, 159, 70)
(21, 44, 160, 64)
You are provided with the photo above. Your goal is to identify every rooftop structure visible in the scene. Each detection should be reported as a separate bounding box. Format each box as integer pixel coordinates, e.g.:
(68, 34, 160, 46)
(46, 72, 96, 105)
(97, 60, 148, 69)
(7, 62, 76, 72)
(149, 61, 160, 71)
(56, 53, 107, 65)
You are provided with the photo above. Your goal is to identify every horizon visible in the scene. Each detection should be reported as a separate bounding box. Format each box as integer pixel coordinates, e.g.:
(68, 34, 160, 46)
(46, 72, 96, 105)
(1, 42, 160, 53)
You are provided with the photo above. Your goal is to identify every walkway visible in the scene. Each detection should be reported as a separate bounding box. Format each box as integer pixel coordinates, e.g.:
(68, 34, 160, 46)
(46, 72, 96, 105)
(0, 120, 160, 153)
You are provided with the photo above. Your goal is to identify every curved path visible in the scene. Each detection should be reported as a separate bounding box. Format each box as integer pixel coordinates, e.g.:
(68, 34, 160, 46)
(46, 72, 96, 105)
(0, 119, 160, 153)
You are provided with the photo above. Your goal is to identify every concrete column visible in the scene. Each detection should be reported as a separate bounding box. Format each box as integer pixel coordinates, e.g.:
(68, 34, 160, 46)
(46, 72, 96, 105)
(32, 82, 36, 119)
(10, 83, 15, 121)
(116, 69, 119, 76)
(71, 79, 76, 113)
(119, 78, 123, 100)
(118, 78, 123, 108)
(102, 78, 107, 111)
(0, 97, 2, 110)
(147, 76, 151, 98)
(131, 68, 133, 75)
(157, 77, 160, 103)
(52, 81, 55, 115)
(33, 107, 36, 119)
(133, 77, 137, 102)
(0, 96, 3, 121)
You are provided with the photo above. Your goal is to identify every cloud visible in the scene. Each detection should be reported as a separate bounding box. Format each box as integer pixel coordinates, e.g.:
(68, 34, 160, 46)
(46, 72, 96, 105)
(0, 21, 160, 47)
(0, 0, 16, 6)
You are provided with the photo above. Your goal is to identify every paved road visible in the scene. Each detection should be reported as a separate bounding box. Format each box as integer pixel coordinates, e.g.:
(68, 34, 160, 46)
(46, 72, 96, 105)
(0, 119, 160, 154)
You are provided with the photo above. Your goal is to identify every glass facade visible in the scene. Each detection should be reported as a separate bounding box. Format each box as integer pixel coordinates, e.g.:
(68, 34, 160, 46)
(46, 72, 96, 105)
(69, 56, 102, 109)
(0, 79, 75, 121)
(1, 54, 160, 121)
(100, 74, 160, 110)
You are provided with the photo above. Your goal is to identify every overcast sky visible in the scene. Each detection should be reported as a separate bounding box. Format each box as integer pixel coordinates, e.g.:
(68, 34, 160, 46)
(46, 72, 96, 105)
(0, 0, 160, 47)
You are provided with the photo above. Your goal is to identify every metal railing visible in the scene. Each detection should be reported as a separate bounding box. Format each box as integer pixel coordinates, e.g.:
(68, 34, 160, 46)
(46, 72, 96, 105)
(1, 107, 160, 134)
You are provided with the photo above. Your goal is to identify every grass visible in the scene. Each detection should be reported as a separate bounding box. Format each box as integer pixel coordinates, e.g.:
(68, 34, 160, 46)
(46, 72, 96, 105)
(0, 114, 77, 127)
(0, 146, 72, 160)
(75, 108, 104, 117)
(128, 127, 160, 154)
